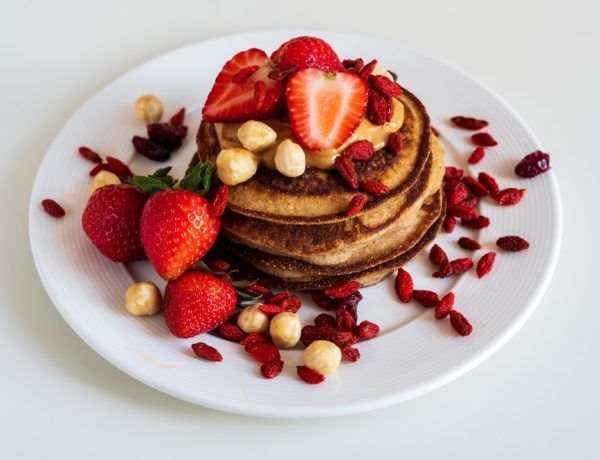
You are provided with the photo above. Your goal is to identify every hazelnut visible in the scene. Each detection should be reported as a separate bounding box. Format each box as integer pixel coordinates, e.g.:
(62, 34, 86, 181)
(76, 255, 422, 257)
(237, 120, 277, 152)
(125, 281, 162, 316)
(88, 170, 121, 196)
(216, 148, 259, 186)
(303, 340, 341, 375)
(269, 312, 301, 349)
(274, 139, 306, 177)
(237, 303, 269, 334)
(134, 94, 163, 124)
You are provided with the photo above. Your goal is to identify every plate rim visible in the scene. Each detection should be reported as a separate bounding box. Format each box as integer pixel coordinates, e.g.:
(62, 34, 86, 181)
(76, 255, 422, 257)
(28, 29, 563, 418)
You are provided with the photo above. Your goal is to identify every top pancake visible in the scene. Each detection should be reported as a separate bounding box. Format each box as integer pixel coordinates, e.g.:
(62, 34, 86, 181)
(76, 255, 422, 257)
(195, 88, 431, 225)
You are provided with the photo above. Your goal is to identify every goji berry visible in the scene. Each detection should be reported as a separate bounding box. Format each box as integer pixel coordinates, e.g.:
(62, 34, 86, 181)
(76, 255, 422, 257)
(210, 184, 228, 217)
(217, 322, 246, 342)
(41, 199, 65, 218)
(471, 132, 497, 146)
(468, 147, 485, 164)
(478, 172, 499, 194)
(169, 108, 186, 126)
(336, 307, 356, 332)
(461, 215, 490, 229)
(387, 132, 403, 154)
(359, 59, 377, 78)
(368, 74, 403, 97)
(248, 343, 280, 363)
(412, 290, 439, 308)
(106, 156, 133, 180)
(444, 166, 464, 181)
(206, 259, 231, 274)
(191, 342, 222, 362)
(443, 215, 456, 233)
(476, 252, 496, 278)
(324, 281, 361, 299)
(429, 244, 449, 266)
(78, 146, 102, 163)
(492, 188, 526, 206)
(434, 292, 455, 319)
(447, 204, 478, 220)
(261, 359, 284, 378)
(433, 258, 474, 278)
(334, 156, 359, 189)
(496, 236, 530, 251)
(347, 194, 366, 217)
(458, 237, 482, 250)
(360, 179, 389, 197)
(240, 333, 272, 346)
(297, 365, 325, 384)
(342, 347, 361, 362)
(460, 196, 479, 208)
(280, 295, 301, 313)
(431, 126, 440, 137)
(343, 140, 375, 160)
(445, 182, 469, 205)
(265, 290, 289, 305)
(462, 176, 489, 197)
(449, 311, 473, 336)
(259, 303, 284, 315)
(244, 284, 272, 298)
(311, 291, 336, 310)
(395, 268, 413, 302)
(515, 151, 551, 178)
(450, 116, 489, 130)
(366, 90, 389, 125)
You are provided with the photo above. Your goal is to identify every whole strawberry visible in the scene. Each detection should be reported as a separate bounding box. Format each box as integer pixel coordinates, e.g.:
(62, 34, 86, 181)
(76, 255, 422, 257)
(140, 190, 220, 280)
(271, 36, 342, 72)
(163, 271, 237, 338)
(82, 184, 147, 262)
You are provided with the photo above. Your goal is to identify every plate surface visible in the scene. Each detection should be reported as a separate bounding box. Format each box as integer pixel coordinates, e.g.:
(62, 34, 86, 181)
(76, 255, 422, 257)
(29, 30, 562, 418)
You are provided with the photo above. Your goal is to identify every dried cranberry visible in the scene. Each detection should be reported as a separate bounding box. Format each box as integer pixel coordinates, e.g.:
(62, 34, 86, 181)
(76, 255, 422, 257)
(311, 291, 336, 310)
(314, 313, 337, 329)
(132, 136, 171, 161)
(342, 347, 361, 362)
(356, 321, 379, 340)
(147, 122, 188, 150)
(261, 359, 284, 378)
(515, 151, 551, 178)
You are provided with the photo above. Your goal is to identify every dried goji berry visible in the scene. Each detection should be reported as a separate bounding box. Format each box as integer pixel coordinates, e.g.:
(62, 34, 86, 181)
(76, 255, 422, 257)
(435, 292, 455, 319)
(280, 295, 301, 313)
(210, 184, 228, 217)
(515, 151, 551, 178)
(343, 58, 362, 69)
(314, 313, 337, 329)
(445, 182, 469, 205)
(259, 303, 284, 315)
(191, 342, 223, 362)
(244, 284, 272, 298)
(462, 176, 489, 197)
(334, 156, 359, 189)
(232, 65, 260, 83)
(169, 108, 186, 126)
(496, 236, 530, 252)
(206, 259, 231, 274)
(476, 252, 496, 278)
(356, 321, 379, 340)
(78, 146, 102, 163)
(412, 290, 439, 308)
(443, 215, 456, 233)
(265, 290, 289, 305)
(324, 281, 361, 299)
(478, 172, 499, 194)
(89, 163, 110, 176)
(429, 244, 449, 266)
(461, 215, 490, 229)
(368, 74, 403, 97)
(367, 90, 388, 125)
(240, 333, 272, 346)
(395, 268, 413, 302)
(447, 204, 478, 220)
(449, 311, 473, 336)
(217, 322, 246, 342)
(450, 116, 489, 130)
(460, 196, 479, 208)
(267, 66, 297, 81)
(336, 307, 356, 332)
(297, 365, 325, 384)
(359, 59, 377, 78)
(431, 126, 440, 137)
(41, 199, 65, 218)
(342, 347, 361, 362)
(335, 331, 358, 348)
(444, 166, 464, 181)
(433, 258, 474, 278)
(311, 291, 336, 310)
(343, 140, 375, 160)
(253, 80, 267, 109)
(471, 132, 497, 146)
(388, 132, 403, 154)
(360, 179, 389, 197)
(468, 147, 485, 164)
(347, 194, 366, 217)
(106, 156, 133, 180)
(492, 188, 526, 206)
(261, 359, 284, 378)
(248, 343, 280, 363)
(458, 237, 482, 250)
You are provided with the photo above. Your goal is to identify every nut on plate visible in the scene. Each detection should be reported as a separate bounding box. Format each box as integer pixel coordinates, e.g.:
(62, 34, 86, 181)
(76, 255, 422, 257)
(274, 139, 306, 177)
(216, 148, 259, 186)
(237, 120, 277, 152)
(237, 303, 270, 334)
(303, 340, 342, 375)
(88, 170, 121, 196)
(269, 312, 301, 348)
(134, 94, 164, 124)
(125, 281, 162, 316)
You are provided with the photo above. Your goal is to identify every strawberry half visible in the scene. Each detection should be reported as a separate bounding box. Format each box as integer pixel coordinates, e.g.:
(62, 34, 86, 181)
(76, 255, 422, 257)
(286, 68, 368, 151)
(271, 36, 342, 72)
(202, 48, 284, 122)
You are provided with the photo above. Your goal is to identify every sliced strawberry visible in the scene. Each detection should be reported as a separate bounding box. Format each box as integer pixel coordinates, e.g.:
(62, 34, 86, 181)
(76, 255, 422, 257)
(286, 68, 368, 151)
(271, 36, 342, 72)
(202, 48, 284, 123)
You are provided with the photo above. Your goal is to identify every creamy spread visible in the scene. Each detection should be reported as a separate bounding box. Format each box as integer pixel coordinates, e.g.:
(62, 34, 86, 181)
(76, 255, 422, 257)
(214, 66, 405, 170)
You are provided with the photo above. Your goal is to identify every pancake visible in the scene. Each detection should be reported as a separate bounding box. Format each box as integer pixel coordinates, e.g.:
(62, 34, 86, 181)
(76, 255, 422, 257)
(216, 189, 444, 279)
(220, 138, 444, 265)
(194, 88, 431, 224)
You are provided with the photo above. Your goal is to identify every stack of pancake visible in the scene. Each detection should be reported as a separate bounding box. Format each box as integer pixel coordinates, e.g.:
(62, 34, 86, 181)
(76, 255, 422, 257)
(190, 89, 445, 290)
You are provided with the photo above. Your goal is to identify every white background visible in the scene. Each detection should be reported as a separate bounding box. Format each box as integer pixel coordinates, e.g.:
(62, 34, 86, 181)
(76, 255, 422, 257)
(1, 0, 598, 458)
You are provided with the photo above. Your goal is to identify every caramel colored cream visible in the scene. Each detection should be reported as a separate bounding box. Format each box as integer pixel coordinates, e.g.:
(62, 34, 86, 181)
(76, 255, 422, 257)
(214, 67, 405, 170)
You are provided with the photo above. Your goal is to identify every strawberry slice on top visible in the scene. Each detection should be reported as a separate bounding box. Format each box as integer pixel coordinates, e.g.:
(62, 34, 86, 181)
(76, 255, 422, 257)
(202, 48, 284, 123)
(286, 68, 368, 151)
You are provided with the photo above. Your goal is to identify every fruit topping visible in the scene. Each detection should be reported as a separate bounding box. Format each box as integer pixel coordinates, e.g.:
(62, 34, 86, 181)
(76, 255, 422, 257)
(515, 150, 551, 178)
(41, 199, 66, 218)
(271, 36, 342, 73)
(450, 116, 489, 130)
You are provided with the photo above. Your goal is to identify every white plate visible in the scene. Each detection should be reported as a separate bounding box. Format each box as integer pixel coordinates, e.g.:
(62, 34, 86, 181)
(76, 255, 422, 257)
(29, 30, 562, 418)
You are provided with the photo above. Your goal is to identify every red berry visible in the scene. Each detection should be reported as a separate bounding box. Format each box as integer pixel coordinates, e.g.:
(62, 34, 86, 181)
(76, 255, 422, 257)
(261, 359, 284, 379)
(515, 151, 551, 178)
(471, 132, 498, 146)
(468, 147, 485, 164)
(297, 365, 325, 384)
(476, 252, 496, 278)
(429, 244, 449, 266)
(496, 236, 530, 252)
(347, 194, 366, 217)
(395, 268, 413, 303)
(450, 116, 489, 130)
(271, 36, 342, 72)
(435, 292, 455, 319)
(449, 311, 473, 336)
(41, 199, 65, 218)
(191, 342, 223, 362)
(433, 258, 474, 278)
(324, 281, 361, 299)
(412, 290, 439, 308)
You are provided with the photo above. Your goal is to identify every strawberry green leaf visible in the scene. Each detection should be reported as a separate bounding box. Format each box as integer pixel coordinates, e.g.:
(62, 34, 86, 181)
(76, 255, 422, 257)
(129, 175, 171, 195)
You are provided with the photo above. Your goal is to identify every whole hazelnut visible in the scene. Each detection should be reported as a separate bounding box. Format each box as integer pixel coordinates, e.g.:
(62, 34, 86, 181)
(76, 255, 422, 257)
(134, 94, 164, 124)
(125, 281, 162, 316)
(269, 312, 301, 348)
(237, 303, 270, 334)
(303, 340, 341, 375)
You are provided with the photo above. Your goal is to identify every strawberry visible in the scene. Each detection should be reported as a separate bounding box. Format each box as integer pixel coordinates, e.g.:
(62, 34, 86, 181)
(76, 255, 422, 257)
(140, 190, 220, 280)
(286, 68, 368, 151)
(271, 36, 342, 72)
(202, 48, 284, 123)
(163, 271, 237, 338)
(82, 184, 147, 262)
